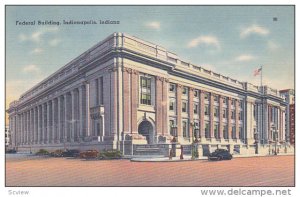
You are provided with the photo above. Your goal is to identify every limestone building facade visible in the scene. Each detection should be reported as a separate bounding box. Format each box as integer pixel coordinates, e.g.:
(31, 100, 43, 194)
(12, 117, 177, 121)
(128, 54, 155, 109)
(7, 33, 293, 155)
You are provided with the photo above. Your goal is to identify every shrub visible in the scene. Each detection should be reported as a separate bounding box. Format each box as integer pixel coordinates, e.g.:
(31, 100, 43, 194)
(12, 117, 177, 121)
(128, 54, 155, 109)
(35, 149, 49, 155)
(98, 150, 123, 160)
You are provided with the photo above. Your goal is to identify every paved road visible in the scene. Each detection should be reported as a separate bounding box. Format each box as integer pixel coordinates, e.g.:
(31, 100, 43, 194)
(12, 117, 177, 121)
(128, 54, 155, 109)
(6, 155, 294, 186)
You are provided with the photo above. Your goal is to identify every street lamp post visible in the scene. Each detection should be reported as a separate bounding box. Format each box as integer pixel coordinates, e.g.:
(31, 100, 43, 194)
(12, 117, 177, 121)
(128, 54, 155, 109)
(254, 131, 258, 154)
(274, 130, 278, 155)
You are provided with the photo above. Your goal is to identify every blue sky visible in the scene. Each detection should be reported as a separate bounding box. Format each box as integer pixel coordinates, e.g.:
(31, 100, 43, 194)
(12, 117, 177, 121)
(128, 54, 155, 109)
(6, 6, 294, 106)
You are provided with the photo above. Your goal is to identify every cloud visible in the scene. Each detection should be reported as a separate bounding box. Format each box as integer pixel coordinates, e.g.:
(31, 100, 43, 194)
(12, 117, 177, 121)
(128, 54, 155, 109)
(145, 21, 161, 30)
(187, 35, 221, 49)
(18, 26, 59, 43)
(240, 24, 270, 38)
(234, 54, 256, 62)
(267, 41, 279, 51)
(22, 64, 40, 73)
(30, 48, 43, 54)
(48, 38, 61, 47)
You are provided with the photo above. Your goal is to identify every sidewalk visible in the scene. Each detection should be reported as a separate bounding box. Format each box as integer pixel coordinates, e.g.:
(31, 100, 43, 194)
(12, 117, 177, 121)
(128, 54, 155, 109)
(130, 153, 294, 162)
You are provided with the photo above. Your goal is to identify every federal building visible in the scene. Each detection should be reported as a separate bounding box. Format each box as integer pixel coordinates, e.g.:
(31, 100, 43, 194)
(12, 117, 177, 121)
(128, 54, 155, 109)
(7, 33, 294, 156)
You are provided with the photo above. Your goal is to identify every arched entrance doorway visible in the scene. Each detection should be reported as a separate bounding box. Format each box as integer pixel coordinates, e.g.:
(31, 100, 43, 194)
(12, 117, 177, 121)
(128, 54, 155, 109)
(138, 120, 154, 144)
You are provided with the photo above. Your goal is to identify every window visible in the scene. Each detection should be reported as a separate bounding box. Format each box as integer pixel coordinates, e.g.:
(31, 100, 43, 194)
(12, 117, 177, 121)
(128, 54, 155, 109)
(182, 101, 187, 113)
(140, 76, 151, 105)
(205, 122, 210, 138)
(194, 121, 199, 137)
(169, 83, 176, 92)
(194, 90, 199, 97)
(223, 97, 227, 104)
(223, 125, 228, 139)
(253, 104, 256, 119)
(232, 126, 236, 139)
(239, 101, 243, 108)
(214, 124, 219, 139)
(205, 105, 209, 116)
(194, 103, 198, 114)
(182, 120, 188, 137)
(231, 99, 235, 106)
(214, 95, 219, 102)
(239, 127, 243, 139)
(214, 107, 219, 117)
(223, 109, 227, 118)
(182, 87, 188, 95)
(239, 111, 243, 120)
(204, 93, 209, 100)
(169, 100, 175, 111)
(169, 119, 175, 136)
(231, 110, 235, 119)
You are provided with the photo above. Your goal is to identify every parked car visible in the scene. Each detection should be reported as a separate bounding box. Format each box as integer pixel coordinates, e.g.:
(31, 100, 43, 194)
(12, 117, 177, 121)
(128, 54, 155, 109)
(6, 149, 17, 154)
(49, 149, 64, 157)
(208, 149, 233, 161)
(79, 150, 99, 159)
(61, 149, 80, 157)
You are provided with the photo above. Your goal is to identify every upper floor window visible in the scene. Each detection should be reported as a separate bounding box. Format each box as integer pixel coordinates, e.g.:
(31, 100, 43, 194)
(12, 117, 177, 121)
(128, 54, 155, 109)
(169, 100, 175, 111)
(169, 83, 176, 92)
(182, 87, 188, 95)
(205, 105, 209, 116)
(194, 103, 199, 114)
(140, 76, 151, 105)
(214, 95, 219, 102)
(223, 109, 227, 118)
(204, 93, 209, 100)
(223, 97, 227, 104)
(214, 107, 219, 117)
(182, 101, 187, 113)
(194, 90, 199, 97)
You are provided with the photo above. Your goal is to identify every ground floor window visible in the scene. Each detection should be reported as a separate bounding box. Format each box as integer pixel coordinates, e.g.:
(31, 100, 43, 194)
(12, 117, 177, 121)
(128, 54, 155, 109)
(205, 122, 210, 138)
(182, 120, 188, 137)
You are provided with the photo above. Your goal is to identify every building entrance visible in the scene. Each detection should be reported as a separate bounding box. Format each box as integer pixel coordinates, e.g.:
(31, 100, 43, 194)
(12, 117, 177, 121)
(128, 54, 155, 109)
(138, 121, 154, 144)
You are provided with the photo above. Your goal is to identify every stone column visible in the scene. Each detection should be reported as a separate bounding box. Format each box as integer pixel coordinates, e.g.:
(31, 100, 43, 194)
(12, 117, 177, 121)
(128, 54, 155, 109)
(34, 107, 37, 144)
(188, 87, 194, 140)
(85, 83, 90, 137)
(210, 93, 214, 138)
(199, 90, 205, 138)
(131, 70, 139, 134)
(235, 100, 240, 139)
(30, 109, 34, 144)
(38, 105, 42, 144)
(228, 98, 232, 139)
(47, 102, 51, 144)
(71, 90, 75, 142)
(122, 68, 131, 134)
(78, 86, 83, 140)
(51, 100, 55, 143)
(155, 76, 163, 136)
(162, 78, 169, 135)
(64, 94, 69, 142)
(57, 97, 61, 143)
(219, 96, 224, 139)
(176, 84, 182, 137)
(268, 105, 272, 141)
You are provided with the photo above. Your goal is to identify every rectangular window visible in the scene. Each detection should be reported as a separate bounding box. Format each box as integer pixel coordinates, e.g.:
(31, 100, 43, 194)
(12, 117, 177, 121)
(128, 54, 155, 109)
(205, 122, 210, 138)
(204, 93, 209, 100)
(194, 90, 199, 97)
(223, 97, 227, 104)
(239, 101, 243, 108)
(253, 104, 256, 119)
(239, 127, 243, 139)
(232, 126, 236, 139)
(231, 110, 235, 119)
(214, 107, 219, 117)
(214, 95, 218, 102)
(223, 125, 228, 139)
(194, 121, 199, 137)
(182, 120, 188, 137)
(182, 101, 187, 113)
(239, 111, 242, 120)
(169, 83, 176, 92)
(169, 100, 175, 111)
(140, 76, 152, 105)
(223, 109, 227, 118)
(169, 119, 175, 136)
(214, 124, 219, 139)
(194, 103, 198, 114)
(182, 87, 188, 95)
(205, 105, 209, 116)
(231, 99, 235, 106)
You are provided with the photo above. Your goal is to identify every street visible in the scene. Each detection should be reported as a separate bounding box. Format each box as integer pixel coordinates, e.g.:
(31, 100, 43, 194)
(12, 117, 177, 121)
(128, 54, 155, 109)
(6, 155, 294, 186)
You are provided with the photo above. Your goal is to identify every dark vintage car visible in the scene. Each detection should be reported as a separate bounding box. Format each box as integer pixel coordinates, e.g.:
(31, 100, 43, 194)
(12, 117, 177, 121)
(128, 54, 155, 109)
(208, 149, 233, 161)
(61, 149, 80, 157)
(49, 149, 64, 157)
(6, 149, 17, 154)
(79, 150, 99, 159)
